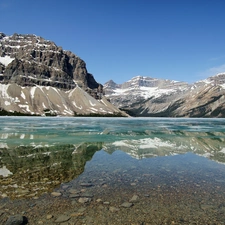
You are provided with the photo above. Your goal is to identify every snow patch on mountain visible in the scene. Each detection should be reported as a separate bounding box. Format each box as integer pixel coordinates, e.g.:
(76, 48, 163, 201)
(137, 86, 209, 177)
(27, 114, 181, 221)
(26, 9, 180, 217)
(0, 83, 126, 116)
(0, 56, 14, 66)
(110, 86, 180, 99)
(104, 76, 190, 107)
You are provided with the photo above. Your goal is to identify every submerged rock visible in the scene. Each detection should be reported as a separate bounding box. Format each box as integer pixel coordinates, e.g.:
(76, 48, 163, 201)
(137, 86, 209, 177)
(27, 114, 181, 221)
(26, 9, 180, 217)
(80, 182, 93, 187)
(51, 192, 62, 197)
(129, 194, 139, 203)
(78, 197, 92, 203)
(54, 214, 71, 223)
(121, 202, 133, 208)
(109, 206, 120, 212)
(5, 214, 27, 225)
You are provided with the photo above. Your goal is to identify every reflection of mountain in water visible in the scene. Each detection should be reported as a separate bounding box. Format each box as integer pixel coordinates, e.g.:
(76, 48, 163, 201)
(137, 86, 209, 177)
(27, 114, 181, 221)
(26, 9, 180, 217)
(103, 131, 225, 163)
(1, 128, 225, 199)
(0, 142, 102, 199)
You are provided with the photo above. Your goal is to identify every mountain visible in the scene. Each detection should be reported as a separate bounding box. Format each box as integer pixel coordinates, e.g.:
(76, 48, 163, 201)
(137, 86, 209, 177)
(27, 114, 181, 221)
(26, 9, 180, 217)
(0, 32, 125, 116)
(104, 74, 225, 117)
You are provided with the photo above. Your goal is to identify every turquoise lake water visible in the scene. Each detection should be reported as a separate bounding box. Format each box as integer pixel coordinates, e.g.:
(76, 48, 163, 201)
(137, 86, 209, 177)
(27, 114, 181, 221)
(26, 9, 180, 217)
(1, 117, 225, 224)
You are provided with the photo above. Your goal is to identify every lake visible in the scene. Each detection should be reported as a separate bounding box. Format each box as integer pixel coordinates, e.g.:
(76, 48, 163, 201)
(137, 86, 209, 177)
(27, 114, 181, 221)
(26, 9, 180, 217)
(1, 117, 225, 224)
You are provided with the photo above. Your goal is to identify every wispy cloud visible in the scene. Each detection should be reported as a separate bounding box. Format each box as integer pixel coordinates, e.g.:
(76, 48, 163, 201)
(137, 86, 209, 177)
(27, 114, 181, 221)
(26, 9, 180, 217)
(209, 55, 225, 61)
(198, 63, 225, 80)
(207, 64, 225, 75)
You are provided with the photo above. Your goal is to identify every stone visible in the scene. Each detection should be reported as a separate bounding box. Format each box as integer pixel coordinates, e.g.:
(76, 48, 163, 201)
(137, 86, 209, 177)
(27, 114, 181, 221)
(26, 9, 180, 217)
(78, 197, 91, 203)
(5, 214, 25, 225)
(55, 214, 71, 223)
(129, 194, 139, 203)
(2, 193, 7, 198)
(68, 189, 79, 194)
(103, 202, 110, 205)
(46, 214, 53, 220)
(69, 194, 80, 198)
(70, 212, 84, 217)
(51, 191, 62, 197)
(109, 206, 120, 212)
(80, 183, 93, 187)
(121, 202, 133, 208)
(80, 193, 93, 198)
(62, 185, 69, 189)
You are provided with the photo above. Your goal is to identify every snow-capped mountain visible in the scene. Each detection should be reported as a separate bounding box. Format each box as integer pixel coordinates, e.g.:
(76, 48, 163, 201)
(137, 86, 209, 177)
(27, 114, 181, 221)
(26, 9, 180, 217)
(104, 74, 225, 117)
(104, 76, 189, 106)
(0, 32, 125, 116)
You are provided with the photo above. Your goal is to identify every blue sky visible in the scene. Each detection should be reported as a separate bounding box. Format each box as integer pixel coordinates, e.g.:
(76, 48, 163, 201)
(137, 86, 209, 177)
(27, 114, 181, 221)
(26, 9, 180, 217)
(1, 0, 225, 84)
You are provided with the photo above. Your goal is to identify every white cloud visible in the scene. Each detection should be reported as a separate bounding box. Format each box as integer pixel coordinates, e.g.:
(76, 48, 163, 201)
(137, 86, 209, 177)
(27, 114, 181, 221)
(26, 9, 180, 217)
(207, 64, 225, 75)
(198, 63, 225, 79)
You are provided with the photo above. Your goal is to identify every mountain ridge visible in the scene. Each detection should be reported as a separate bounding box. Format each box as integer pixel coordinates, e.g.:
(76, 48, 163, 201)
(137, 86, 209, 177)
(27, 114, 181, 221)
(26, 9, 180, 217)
(104, 74, 225, 117)
(1, 32, 225, 117)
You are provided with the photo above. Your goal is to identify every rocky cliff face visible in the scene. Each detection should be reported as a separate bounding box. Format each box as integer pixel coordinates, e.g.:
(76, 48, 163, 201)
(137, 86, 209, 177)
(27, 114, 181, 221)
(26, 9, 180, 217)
(104, 74, 225, 117)
(0, 33, 125, 116)
(0, 32, 102, 95)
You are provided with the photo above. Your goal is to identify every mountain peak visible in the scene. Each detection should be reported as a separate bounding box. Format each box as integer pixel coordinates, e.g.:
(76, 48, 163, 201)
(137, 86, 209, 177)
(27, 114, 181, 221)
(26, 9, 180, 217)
(0, 32, 6, 38)
(0, 33, 102, 97)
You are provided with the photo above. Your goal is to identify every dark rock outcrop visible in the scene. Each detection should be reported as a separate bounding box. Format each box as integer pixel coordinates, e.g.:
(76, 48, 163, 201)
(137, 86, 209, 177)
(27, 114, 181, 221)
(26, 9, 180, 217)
(0, 32, 102, 98)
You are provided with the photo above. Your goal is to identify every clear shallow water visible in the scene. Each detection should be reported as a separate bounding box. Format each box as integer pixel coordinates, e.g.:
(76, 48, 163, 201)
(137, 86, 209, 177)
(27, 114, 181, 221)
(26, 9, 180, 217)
(1, 117, 225, 223)
(1, 117, 225, 146)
